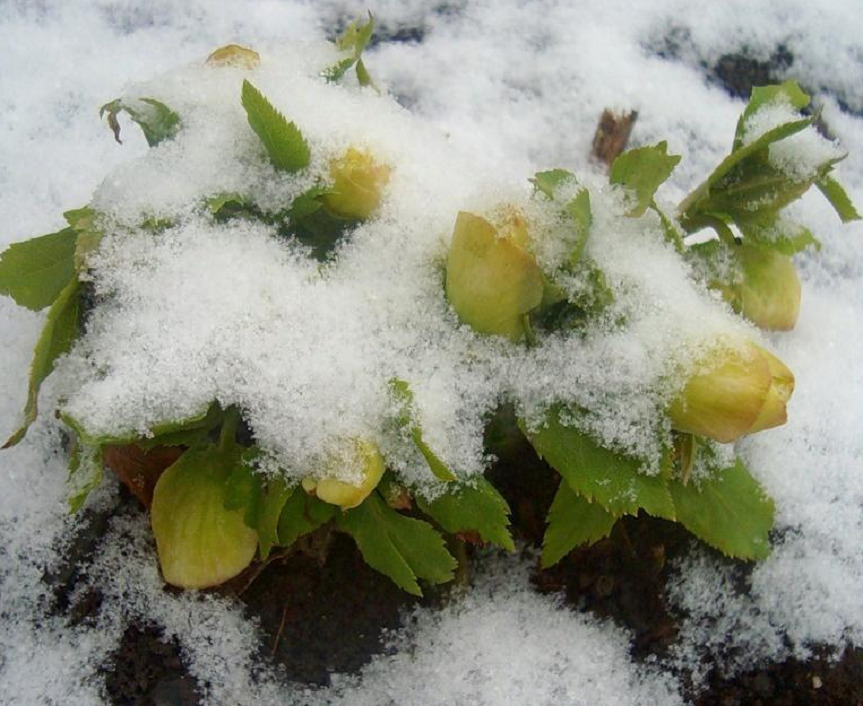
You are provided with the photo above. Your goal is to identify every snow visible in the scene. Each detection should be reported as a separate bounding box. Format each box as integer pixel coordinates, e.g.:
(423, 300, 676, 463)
(2, 0, 863, 704)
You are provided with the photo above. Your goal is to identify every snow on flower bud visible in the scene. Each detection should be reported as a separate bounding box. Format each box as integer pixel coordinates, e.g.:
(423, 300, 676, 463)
(302, 439, 385, 510)
(669, 339, 794, 443)
(718, 245, 801, 331)
(323, 147, 391, 220)
(205, 44, 261, 69)
(445, 209, 544, 342)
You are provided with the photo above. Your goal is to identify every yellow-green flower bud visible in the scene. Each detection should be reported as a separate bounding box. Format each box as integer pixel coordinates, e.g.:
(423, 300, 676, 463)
(302, 439, 385, 510)
(717, 245, 801, 331)
(151, 447, 259, 589)
(323, 148, 391, 220)
(206, 44, 261, 69)
(445, 210, 544, 342)
(669, 340, 794, 443)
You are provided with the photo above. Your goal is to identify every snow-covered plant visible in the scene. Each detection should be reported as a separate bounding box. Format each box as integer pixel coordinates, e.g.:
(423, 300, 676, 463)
(0, 19, 858, 594)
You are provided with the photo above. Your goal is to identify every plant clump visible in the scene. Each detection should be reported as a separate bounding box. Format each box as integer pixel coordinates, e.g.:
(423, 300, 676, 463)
(0, 20, 858, 595)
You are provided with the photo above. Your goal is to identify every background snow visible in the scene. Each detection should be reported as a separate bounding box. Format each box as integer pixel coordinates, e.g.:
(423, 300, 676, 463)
(1, 0, 862, 704)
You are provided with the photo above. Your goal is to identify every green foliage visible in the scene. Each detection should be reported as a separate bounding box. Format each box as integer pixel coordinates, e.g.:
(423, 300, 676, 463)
(416, 477, 515, 551)
(817, 176, 861, 223)
(669, 458, 775, 560)
(67, 443, 104, 513)
(257, 477, 293, 559)
(733, 81, 810, 150)
(564, 188, 592, 266)
(337, 491, 456, 596)
(100, 97, 181, 147)
(0, 228, 78, 311)
(609, 141, 681, 217)
(241, 80, 311, 173)
(520, 408, 675, 519)
(4, 279, 81, 449)
(277, 487, 336, 546)
(542, 482, 616, 568)
(390, 378, 457, 481)
(323, 13, 376, 87)
(530, 169, 576, 200)
(522, 407, 775, 566)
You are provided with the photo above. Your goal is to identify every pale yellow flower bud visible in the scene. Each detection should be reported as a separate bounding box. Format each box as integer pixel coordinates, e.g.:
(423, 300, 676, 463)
(323, 148, 391, 220)
(302, 439, 385, 510)
(445, 210, 544, 342)
(718, 245, 801, 331)
(669, 340, 794, 443)
(206, 45, 261, 69)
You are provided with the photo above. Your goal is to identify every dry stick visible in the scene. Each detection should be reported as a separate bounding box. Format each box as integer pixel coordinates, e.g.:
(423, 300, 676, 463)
(591, 109, 638, 171)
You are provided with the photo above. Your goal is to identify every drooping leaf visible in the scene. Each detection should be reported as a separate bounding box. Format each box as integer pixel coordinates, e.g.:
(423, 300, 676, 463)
(241, 80, 310, 173)
(817, 176, 861, 223)
(151, 444, 259, 588)
(416, 477, 515, 551)
(100, 97, 181, 147)
(0, 228, 78, 311)
(4, 279, 81, 449)
(277, 487, 336, 546)
(609, 141, 681, 217)
(541, 481, 617, 568)
(257, 477, 293, 559)
(390, 378, 456, 481)
(67, 443, 104, 513)
(530, 169, 576, 200)
(669, 458, 774, 560)
(519, 408, 675, 519)
(740, 220, 821, 256)
(336, 491, 456, 596)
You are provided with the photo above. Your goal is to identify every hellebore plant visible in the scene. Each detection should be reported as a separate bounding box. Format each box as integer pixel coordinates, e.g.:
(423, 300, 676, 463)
(0, 17, 859, 597)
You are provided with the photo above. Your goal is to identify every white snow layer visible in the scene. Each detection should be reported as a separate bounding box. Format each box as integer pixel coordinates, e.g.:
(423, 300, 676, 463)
(1, 0, 863, 704)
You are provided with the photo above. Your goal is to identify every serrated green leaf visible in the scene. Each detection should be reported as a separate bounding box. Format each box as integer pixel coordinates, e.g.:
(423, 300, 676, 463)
(321, 57, 356, 83)
(257, 477, 293, 559)
(4, 279, 81, 449)
(530, 169, 576, 199)
(610, 142, 681, 217)
(277, 487, 336, 546)
(519, 408, 675, 519)
(335, 12, 375, 54)
(390, 378, 457, 481)
(669, 458, 774, 560)
(734, 81, 810, 150)
(241, 80, 310, 173)
(417, 477, 515, 551)
(741, 220, 821, 255)
(0, 229, 78, 311)
(67, 443, 104, 513)
(100, 97, 181, 147)
(817, 176, 861, 223)
(337, 491, 456, 596)
(541, 482, 617, 568)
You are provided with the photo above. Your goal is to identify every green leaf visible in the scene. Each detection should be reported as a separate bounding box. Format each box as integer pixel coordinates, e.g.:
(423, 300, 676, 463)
(390, 378, 457, 481)
(0, 229, 78, 311)
(321, 57, 356, 83)
(287, 185, 333, 221)
(669, 458, 774, 560)
(609, 142, 681, 217)
(356, 58, 374, 88)
(257, 477, 293, 559)
(519, 408, 675, 519)
(541, 482, 617, 568)
(67, 443, 104, 513)
(241, 80, 310, 173)
(734, 81, 810, 150)
(416, 477, 515, 551)
(100, 97, 181, 147)
(652, 202, 685, 252)
(224, 461, 262, 529)
(277, 487, 336, 546)
(741, 220, 821, 256)
(337, 492, 456, 596)
(4, 279, 81, 449)
(565, 188, 592, 265)
(530, 169, 576, 199)
(323, 13, 376, 85)
(817, 176, 861, 223)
